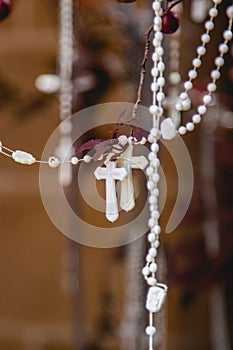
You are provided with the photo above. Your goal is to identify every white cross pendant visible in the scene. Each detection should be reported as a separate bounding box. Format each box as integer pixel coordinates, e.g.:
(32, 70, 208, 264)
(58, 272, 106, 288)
(94, 161, 127, 222)
(117, 144, 148, 212)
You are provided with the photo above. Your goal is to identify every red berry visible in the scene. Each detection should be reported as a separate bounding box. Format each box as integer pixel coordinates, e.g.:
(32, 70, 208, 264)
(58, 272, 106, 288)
(161, 11, 179, 34)
(0, 0, 11, 21)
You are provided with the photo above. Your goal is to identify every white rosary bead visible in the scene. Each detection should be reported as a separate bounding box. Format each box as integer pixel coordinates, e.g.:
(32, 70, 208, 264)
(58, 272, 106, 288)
(198, 105, 207, 115)
(83, 155, 92, 163)
(148, 233, 156, 243)
(175, 102, 183, 111)
(156, 91, 165, 102)
(150, 127, 160, 137)
(146, 166, 154, 176)
(151, 67, 159, 77)
(203, 94, 212, 105)
(207, 82, 217, 92)
(148, 277, 157, 286)
(149, 105, 159, 115)
(153, 188, 159, 197)
(148, 218, 156, 228)
(147, 181, 155, 190)
(152, 158, 160, 168)
(156, 46, 164, 57)
(184, 81, 193, 90)
(148, 134, 156, 144)
(152, 173, 160, 183)
(192, 58, 202, 68)
(215, 56, 225, 67)
(223, 30, 233, 41)
(153, 225, 161, 235)
(181, 98, 191, 111)
(155, 31, 163, 41)
(192, 114, 201, 124)
(150, 262, 158, 273)
(157, 77, 165, 87)
(157, 61, 165, 72)
(178, 126, 187, 135)
(152, 1, 161, 11)
(148, 152, 156, 161)
(226, 5, 233, 19)
(201, 33, 211, 43)
(146, 326, 157, 336)
(205, 21, 215, 31)
(118, 135, 128, 146)
(209, 8, 218, 18)
(154, 16, 162, 26)
(151, 143, 159, 153)
(188, 69, 198, 80)
(71, 156, 79, 165)
(180, 92, 188, 100)
(186, 122, 195, 131)
(152, 52, 158, 62)
(149, 195, 158, 205)
(213, 0, 222, 4)
(149, 247, 157, 258)
(211, 69, 221, 80)
(151, 82, 158, 92)
(218, 43, 229, 54)
(151, 210, 160, 220)
(142, 266, 150, 276)
(197, 46, 206, 56)
(154, 240, 160, 248)
(48, 156, 60, 168)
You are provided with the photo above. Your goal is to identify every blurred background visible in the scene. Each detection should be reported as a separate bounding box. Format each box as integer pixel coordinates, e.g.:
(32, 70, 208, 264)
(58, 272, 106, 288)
(0, 0, 232, 349)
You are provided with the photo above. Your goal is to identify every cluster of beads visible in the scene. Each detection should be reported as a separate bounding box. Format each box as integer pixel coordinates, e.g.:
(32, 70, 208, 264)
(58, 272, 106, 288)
(177, 2, 233, 135)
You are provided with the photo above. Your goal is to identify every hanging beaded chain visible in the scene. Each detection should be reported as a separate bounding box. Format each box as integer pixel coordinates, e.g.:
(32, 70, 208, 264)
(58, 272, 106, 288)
(142, 1, 233, 350)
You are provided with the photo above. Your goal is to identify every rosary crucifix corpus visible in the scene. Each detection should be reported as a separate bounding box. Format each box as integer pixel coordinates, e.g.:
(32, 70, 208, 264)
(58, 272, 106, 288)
(0, 0, 233, 349)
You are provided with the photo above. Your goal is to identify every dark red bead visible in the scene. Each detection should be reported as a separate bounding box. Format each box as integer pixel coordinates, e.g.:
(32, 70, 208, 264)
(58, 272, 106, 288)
(161, 11, 179, 34)
(0, 0, 11, 21)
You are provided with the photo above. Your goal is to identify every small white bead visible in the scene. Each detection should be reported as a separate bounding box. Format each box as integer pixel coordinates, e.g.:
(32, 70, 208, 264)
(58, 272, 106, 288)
(152, 1, 161, 11)
(209, 8, 218, 17)
(192, 114, 201, 124)
(148, 277, 157, 286)
(149, 195, 157, 205)
(151, 67, 158, 77)
(156, 92, 165, 102)
(184, 81, 193, 90)
(157, 77, 165, 87)
(155, 31, 163, 41)
(71, 156, 79, 165)
(178, 126, 187, 135)
(146, 326, 157, 336)
(150, 263, 158, 273)
(226, 5, 233, 19)
(154, 16, 162, 26)
(151, 210, 160, 220)
(148, 134, 155, 143)
(175, 102, 183, 111)
(152, 52, 158, 62)
(207, 82, 217, 92)
(142, 266, 150, 276)
(223, 30, 233, 41)
(201, 33, 211, 43)
(118, 135, 128, 146)
(169, 72, 181, 85)
(215, 56, 225, 67)
(213, 0, 222, 3)
(211, 69, 221, 80)
(205, 20, 214, 31)
(157, 62, 165, 72)
(180, 92, 188, 100)
(149, 247, 157, 257)
(152, 173, 160, 182)
(188, 69, 198, 80)
(149, 105, 159, 115)
(146, 166, 154, 176)
(147, 181, 154, 190)
(151, 127, 160, 137)
(192, 58, 202, 68)
(181, 98, 191, 111)
(198, 105, 207, 115)
(186, 122, 195, 131)
(219, 43, 229, 54)
(83, 155, 92, 163)
(148, 218, 155, 228)
(156, 46, 164, 57)
(148, 233, 156, 242)
(48, 156, 59, 168)
(153, 225, 161, 234)
(203, 94, 212, 105)
(151, 143, 159, 153)
(146, 254, 154, 263)
(152, 158, 160, 168)
(154, 24, 161, 32)
(154, 240, 160, 248)
(197, 46, 206, 56)
(148, 152, 156, 161)
(151, 82, 158, 92)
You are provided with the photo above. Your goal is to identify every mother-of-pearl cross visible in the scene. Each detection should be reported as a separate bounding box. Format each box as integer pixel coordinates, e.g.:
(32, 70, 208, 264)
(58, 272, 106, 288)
(117, 144, 149, 212)
(94, 161, 127, 223)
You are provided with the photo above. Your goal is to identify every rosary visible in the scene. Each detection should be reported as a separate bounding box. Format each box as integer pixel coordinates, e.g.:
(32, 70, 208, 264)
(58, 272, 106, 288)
(0, 0, 233, 349)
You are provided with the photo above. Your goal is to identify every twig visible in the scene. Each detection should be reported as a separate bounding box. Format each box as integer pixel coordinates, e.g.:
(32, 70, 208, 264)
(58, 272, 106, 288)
(132, 24, 153, 118)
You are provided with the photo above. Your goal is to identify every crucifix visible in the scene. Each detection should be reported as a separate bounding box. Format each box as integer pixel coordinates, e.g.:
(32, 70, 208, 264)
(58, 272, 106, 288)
(117, 144, 149, 212)
(94, 161, 127, 223)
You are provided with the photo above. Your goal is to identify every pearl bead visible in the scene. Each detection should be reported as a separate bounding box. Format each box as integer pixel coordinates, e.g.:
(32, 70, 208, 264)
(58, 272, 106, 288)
(151, 143, 159, 153)
(152, 158, 160, 168)
(211, 69, 221, 80)
(178, 126, 187, 135)
(149, 105, 159, 115)
(152, 173, 160, 182)
(169, 72, 181, 85)
(146, 326, 157, 336)
(209, 8, 218, 17)
(157, 62, 165, 72)
(149, 247, 157, 257)
(180, 92, 188, 100)
(213, 0, 222, 4)
(152, 52, 158, 62)
(148, 134, 155, 143)
(156, 92, 165, 102)
(153, 225, 161, 234)
(149, 195, 157, 205)
(35, 74, 60, 94)
(148, 233, 156, 242)
(201, 33, 210, 43)
(198, 105, 207, 115)
(151, 82, 158, 92)
(182, 98, 191, 111)
(148, 277, 157, 286)
(151, 210, 160, 219)
(192, 58, 202, 68)
(142, 267, 150, 276)
(150, 263, 158, 273)
(148, 218, 155, 228)
(218, 43, 229, 54)
(146, 166, 154, 176)
(192, 114, 201, 124)
(226, 5, 233, 19)
(154, 240, 160, 248)
(151, 127, 160, 137)
(151, 67, 158, 77)
(156, 46, 164, 57)
(153, 188, 159, 197)
(147, 181, 155, 190)
(48, 157, 59, 168)
(154, 16, 162, 26)
(215, 56, 225, 67)
(188, 70, 198, 80)
(207, 82, 217, 92)
(146, 254, 154, 263)
(205, 21, 214, 31)
(157, 77, 165, 87)
(148, 152, 156, 161)
(186, 122, 195, 131)
(152, 1, 161, 11)
(184, 81, 193, 90)
(223, 30, 233, 41)
(203, 94, 212, 105)
(71, 156, 79, 165)
(83, 155, 92, 163)
(175, 102, 183, 111)
(197, 46, 206, 56)
(155, 31, 163, 41)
